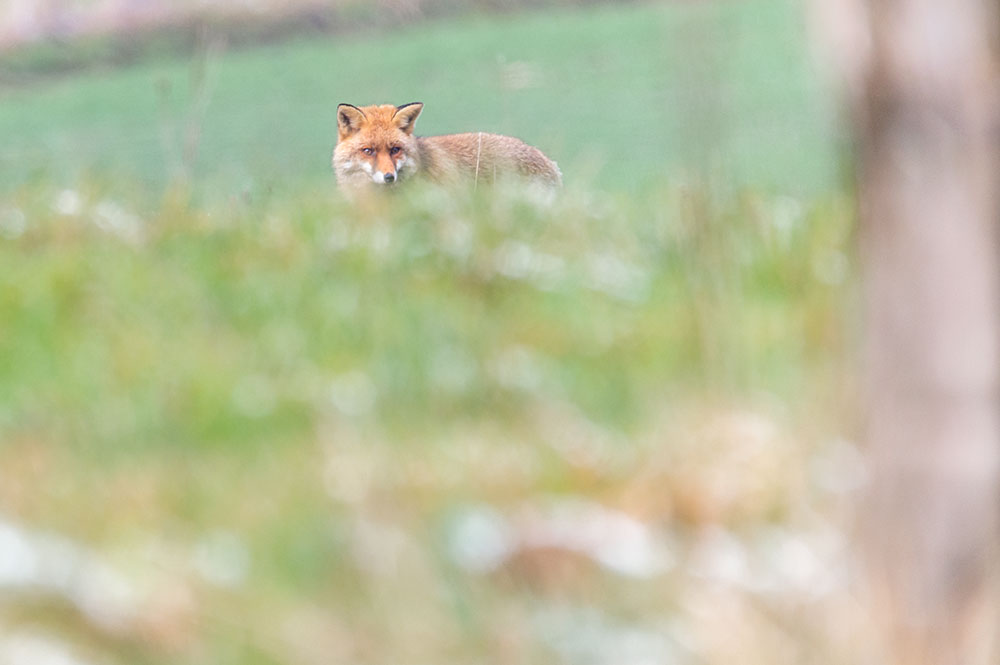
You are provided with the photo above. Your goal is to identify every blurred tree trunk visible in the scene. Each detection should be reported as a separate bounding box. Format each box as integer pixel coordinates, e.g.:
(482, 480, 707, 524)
(854, 0, 1000, 663)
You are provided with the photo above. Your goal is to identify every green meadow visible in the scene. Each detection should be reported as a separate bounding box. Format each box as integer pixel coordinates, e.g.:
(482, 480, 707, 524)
(0, 0, 840, 199)
(0, 2, 861, 664)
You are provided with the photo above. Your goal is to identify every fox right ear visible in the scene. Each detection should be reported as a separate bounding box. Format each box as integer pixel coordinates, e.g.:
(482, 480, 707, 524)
(337, 104, 366, 138)
(394, 102, 423, 135)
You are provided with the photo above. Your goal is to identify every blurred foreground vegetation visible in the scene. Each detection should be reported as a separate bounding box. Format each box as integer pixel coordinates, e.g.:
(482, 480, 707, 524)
(2, 183, 853, 454)
(0, 182, 862, 664)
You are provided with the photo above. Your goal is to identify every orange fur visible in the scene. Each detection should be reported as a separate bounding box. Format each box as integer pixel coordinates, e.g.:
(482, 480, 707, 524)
(332, 102, 562, 192)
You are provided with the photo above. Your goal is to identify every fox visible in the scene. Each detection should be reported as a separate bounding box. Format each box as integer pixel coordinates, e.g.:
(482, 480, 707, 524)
(332, 102, 562, 193)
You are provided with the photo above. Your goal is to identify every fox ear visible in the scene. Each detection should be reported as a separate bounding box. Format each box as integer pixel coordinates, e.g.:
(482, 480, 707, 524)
(394, 102, 423, 134)
(337, 104, 366, 138)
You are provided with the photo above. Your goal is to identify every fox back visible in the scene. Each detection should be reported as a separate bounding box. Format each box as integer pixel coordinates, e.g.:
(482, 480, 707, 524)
(332, 102, 561, 193)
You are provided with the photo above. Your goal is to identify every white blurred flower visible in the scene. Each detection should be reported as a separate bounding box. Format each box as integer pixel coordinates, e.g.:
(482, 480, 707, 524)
(328, 370, 376, 418)
(192, 530, 251, 588)
(445, 498, 673, 579)
(53, 189, 82, 217)
(584, 252, 650, 303)
(771, 196, 803, 244)
(445, 505, 515, 573)
(532, 604, 683, 665)
(687, 527, 751, 587)
(0, 521, 37, 586)
(0, 518, 138, 633)
(93, 201, 143, 244)
(758, 524, 851, 598)
(493, 240, 565, 290)
(0, 632, 95, 665)
(687, 523, 850, 599)
(518, 498, 674, 578)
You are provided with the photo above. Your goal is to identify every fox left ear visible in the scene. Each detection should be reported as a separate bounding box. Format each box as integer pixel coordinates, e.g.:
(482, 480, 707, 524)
(337, 104, 366, 139)
(394, 102, 423, 134)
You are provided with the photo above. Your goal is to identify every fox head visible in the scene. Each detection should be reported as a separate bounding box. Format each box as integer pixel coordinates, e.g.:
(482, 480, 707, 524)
(333, 102, 423, 188)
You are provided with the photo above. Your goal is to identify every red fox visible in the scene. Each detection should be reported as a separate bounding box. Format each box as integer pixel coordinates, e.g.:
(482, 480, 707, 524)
(332, 102, 562, 192)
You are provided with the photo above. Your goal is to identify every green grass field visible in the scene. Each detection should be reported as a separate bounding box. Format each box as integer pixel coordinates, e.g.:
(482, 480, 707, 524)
(0, 0, 841, 201)
(0, 2, 862, 664)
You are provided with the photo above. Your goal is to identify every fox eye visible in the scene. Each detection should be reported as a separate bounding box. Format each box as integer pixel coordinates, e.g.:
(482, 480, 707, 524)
(389, 146, 402, 155)
(361, 147, 374, 156)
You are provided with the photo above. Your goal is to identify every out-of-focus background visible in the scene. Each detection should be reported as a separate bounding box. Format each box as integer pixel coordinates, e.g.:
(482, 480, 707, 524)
(0, 0, 845, 200)
(1, 1, 868, 664)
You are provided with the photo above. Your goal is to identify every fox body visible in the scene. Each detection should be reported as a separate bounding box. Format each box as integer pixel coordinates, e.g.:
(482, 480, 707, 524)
(332, 102, 561, 192)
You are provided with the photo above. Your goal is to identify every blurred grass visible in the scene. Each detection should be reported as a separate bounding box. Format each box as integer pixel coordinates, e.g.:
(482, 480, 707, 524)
(0, 184, 852, 457)
(0, 180, 857, 664)
(0, 0, 841, 200)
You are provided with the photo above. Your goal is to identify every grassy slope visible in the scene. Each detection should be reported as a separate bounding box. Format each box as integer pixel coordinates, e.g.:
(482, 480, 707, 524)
(0, 0, 840, 200)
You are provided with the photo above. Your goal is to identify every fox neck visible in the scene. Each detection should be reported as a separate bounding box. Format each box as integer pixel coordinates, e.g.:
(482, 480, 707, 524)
(412, 135, 463, 182)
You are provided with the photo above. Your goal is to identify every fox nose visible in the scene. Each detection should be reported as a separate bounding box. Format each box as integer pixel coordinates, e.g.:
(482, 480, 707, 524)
(384, 172, 396, 183)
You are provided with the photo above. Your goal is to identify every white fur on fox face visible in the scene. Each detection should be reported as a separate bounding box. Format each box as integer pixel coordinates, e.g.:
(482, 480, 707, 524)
(396, 156, 414, 179)
(372, 171, 386, 184)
